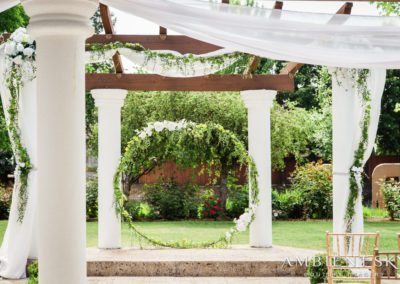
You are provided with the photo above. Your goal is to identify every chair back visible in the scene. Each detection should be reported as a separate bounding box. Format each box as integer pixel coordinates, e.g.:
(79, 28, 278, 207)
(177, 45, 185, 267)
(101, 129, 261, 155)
(326, 231, 380, 284)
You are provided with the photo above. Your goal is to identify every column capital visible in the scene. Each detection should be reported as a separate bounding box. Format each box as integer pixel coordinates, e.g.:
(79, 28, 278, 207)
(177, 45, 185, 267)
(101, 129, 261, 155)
(241, 90, 277, 109)
(91, 89, 128, 109)
(22, 0, 98, 37)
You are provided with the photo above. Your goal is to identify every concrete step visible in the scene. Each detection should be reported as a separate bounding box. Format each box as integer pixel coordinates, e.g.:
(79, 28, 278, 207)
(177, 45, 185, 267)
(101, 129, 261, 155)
(87, 246, 319, 277)
(87, 277, 311, 283)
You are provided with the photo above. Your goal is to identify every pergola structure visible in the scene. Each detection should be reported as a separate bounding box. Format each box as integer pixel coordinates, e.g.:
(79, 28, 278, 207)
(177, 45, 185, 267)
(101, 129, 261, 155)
(2, 0, 391, 283)
(85, 1, 353, 251)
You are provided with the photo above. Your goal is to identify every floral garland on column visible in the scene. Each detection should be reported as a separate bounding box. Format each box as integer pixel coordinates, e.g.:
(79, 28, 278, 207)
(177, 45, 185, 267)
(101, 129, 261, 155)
(2, 28, 36, 222)
(113, 120, 259, 248)
(335, 69, 372, 233)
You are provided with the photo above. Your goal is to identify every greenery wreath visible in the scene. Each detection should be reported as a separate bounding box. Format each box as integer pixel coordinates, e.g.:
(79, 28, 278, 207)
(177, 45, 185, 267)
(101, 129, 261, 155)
(113, 120, 259, 248)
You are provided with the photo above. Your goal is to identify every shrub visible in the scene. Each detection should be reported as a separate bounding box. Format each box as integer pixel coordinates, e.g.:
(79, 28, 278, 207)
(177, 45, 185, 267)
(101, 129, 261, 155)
(86, 178, 98, 220)
(272, 189, 303, 220)
(27, 261, 38, 284)
(0, 184, 12, 220)
(307, 254, 352, 284)
(201, 190, 224, 220)
(124, 201, 154, 220)
(290, 162, 332, 219)
(226, 184, 248, 219)
(379, 179, 400, 220)
(143, 179, 201, 220)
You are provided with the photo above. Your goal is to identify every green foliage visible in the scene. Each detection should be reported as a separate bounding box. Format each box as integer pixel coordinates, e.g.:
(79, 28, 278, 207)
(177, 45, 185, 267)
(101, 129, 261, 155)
(271, 102, 314, 170)
(272, 189, 304, 220)
(143, 180, 201, 220)
(375, 3, 400, 15)
(0, 184, 11, 220)
(226, 183, 249, 219)
(201, 190, 224, 220)
(124, 201, 150, 220)
(307, 254, 353, 284)
(0, 5, 29, 33)
(86, 178, 98, 220)
(363, 206, 388, 219)
(290, 162, 333, 219)
(375, 70, 400, 155)
(307, 254, 328, 284)
(27, 261, 38, 284)
(379, 179, 400, 221)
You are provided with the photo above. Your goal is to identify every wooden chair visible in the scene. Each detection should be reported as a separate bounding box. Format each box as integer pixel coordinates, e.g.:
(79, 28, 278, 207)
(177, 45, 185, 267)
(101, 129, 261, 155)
(326, 231, 380, 284)
(375, 233, 400, 283)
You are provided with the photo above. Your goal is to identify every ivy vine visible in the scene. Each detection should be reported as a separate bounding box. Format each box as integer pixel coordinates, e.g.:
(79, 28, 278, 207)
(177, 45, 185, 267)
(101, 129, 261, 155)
(113, 121, 259, 248)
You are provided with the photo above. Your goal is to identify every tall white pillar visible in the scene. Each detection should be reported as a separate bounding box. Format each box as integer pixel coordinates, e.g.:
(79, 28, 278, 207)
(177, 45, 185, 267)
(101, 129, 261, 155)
(241, 90, 276, 248)
(23, 1, 97, 283)
(91, 89, 127, 249)
(331, 70, 364, 236)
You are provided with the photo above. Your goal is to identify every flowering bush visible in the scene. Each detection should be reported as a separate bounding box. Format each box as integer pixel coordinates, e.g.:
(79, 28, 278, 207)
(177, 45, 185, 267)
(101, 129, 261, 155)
(202, 194, 223, 220)
(379, 178, 400, 220)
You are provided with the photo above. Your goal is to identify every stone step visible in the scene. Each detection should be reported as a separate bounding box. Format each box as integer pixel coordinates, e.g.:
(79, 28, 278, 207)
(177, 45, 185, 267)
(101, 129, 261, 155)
(87, 246, 319, 277)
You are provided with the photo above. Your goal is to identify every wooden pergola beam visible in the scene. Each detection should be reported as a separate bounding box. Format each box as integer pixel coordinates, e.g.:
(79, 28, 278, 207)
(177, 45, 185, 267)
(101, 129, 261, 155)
(86, 35, 222, 55)
(86, 74, 295, 92)
(280, 2, 353, 75)
(99, 4, 124, 73)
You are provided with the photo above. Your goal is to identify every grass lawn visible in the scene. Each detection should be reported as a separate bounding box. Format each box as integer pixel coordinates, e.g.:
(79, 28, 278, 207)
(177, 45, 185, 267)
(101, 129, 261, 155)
(0, 220, 398, 251)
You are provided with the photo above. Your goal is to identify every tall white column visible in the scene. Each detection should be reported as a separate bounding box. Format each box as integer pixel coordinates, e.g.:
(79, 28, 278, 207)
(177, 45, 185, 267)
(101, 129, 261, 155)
(91, 89, 127, 249)
(241, 90, 276, 248)
(23, 1, 97, 283)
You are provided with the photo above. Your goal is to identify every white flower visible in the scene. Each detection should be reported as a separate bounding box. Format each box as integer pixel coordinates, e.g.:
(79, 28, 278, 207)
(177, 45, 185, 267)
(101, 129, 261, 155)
(225, 232, 232, 240)
(239, 212, 252, 224)
(18, 162, 26, 168)
(166, 122, 176, 131)
(5, 41, 16, 56)
(138, 132, 147, 140)
(144, 128, 153, 137)
(236, 221, 247, 232)
(13, 56, 23, 65)
(16, 43, 24, 52)
(26, 36, 34, 45)
(154, 122, 164, 132)
(23, 47, 34, 57)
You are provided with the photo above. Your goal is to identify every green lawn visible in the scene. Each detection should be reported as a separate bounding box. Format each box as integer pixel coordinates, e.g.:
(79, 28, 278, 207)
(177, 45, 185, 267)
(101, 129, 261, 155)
(0, 220, 398, 251)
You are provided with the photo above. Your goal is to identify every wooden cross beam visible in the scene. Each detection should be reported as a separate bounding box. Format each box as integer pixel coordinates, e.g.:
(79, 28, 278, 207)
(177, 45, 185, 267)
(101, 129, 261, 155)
(99, 4, 124, 73)
(280, 2, 353, 75)
(85, 74, 295, 92)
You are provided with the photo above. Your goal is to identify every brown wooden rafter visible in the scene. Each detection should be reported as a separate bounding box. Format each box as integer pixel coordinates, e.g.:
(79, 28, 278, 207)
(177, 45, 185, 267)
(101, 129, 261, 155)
(280, 2, 353, 75)
(99, 4, 124, 73)
(86, 74, 294, 92)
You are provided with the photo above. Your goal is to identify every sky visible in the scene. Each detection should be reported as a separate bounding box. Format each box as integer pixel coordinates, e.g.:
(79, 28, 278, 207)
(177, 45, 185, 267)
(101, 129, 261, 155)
(111, 1, 381, 35)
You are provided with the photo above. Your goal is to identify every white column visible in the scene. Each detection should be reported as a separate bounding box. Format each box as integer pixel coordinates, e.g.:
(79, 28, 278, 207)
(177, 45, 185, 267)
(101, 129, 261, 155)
(331, 70, 363, 236)
(23, 1, 97, 283)
(91, 89, 127, 249)
(241, 90, 276, 248)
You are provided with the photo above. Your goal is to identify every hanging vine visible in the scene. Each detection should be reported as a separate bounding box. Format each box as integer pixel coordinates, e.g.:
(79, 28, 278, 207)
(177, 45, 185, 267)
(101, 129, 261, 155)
(335, 69, 372, 233)
(2, 27, 36, 222)
(113, 121, 259, 248)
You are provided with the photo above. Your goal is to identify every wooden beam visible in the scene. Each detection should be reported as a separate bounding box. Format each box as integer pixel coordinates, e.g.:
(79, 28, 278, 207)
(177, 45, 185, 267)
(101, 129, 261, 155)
(159, 27, 167, 40)
(280, 2, 353, 75)
(86, 74, 295, 92)
(99, 4, 124, 73)
(273, 1, 284, 9)
(86, 35, 222, 55)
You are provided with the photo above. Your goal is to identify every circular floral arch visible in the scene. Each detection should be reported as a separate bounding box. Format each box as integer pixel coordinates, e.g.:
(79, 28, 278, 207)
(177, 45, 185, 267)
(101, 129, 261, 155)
(113, 120, 259, 248)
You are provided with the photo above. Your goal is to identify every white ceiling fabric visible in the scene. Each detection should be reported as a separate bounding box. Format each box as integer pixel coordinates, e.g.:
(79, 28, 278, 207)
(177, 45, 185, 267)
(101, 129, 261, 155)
(101, 0, 400, 68)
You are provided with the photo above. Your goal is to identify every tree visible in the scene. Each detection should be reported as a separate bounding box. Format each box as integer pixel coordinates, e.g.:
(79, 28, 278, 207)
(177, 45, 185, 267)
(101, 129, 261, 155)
(0, 5, 29, 33)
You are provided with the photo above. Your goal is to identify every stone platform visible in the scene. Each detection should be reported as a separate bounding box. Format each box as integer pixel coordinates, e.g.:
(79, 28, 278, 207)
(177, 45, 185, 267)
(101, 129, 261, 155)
(87, 245, 320, 277)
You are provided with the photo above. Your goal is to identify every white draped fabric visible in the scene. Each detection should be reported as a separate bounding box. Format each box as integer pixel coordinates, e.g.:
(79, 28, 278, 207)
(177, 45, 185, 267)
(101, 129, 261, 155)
(101, 0, 400, 68)
(0, 47, 37, 279)
(331, 68, 386, 236)
(0, 0, 19, 14)
(86, 48, 237, 77)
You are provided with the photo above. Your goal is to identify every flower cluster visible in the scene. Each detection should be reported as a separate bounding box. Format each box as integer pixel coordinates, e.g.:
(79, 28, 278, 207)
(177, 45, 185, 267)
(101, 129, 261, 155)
(4, 28, 36, 84)
(136, 119, 190, 140)
(203, 197, 223, 219)
(225, 204, 257, 241)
